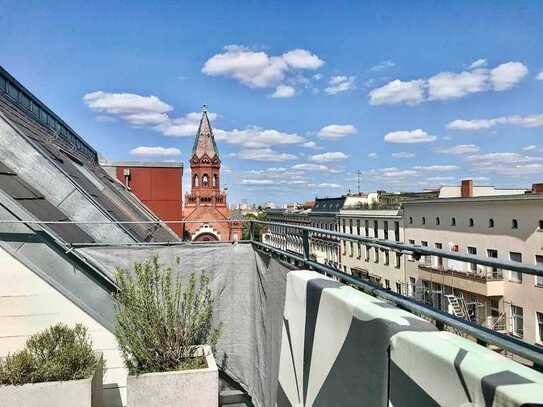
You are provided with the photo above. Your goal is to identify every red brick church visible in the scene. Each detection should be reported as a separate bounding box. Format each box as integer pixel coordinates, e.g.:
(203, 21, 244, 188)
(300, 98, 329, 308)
(183, 107, 242, 241)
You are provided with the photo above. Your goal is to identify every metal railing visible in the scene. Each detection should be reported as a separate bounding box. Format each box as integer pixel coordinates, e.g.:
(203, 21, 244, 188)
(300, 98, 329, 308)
(1, 217, 543, 367)
(251, 220, 543, 368)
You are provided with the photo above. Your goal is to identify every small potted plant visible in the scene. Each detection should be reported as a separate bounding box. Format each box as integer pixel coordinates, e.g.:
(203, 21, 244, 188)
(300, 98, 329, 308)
(113, 255, 222, 407)
(0, 323, 103, 407)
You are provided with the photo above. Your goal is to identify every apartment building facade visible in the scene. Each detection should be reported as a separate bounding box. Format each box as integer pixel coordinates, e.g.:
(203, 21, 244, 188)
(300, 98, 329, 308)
(338, 208, 406, 294)
(309, 196, 345, 266)
(403, 191, 543, 345)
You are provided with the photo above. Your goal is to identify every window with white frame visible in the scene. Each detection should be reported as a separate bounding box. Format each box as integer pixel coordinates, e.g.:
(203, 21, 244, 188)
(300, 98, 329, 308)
(435, 243, 443, 268)
(384, 250, 389, 265)
(468, 247, 477, 272)
(395, 252, 401, 269)
(396, 282, 402, 294)
(537, 311, 543, 344)
(374, 247, 379, 263)
(408, 277, 416, 297)
(408, 239, 415, 261)
(511, 304, 523, 338)
(536, 255, 543, 287)
(421, 241, 430, 265)
(509, 252, 523, 282)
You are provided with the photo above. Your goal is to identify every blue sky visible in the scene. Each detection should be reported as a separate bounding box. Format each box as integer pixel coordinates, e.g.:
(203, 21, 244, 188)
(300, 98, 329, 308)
(1, 1, 542, 206)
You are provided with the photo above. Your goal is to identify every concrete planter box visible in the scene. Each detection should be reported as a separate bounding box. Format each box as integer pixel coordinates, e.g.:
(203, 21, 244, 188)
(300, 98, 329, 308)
(127, 345, 218, 407)
(0, 352, 103, 407)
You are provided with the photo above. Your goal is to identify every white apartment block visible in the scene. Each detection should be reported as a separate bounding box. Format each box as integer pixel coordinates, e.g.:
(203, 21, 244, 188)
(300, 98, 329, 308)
(403, 189, 543, 346)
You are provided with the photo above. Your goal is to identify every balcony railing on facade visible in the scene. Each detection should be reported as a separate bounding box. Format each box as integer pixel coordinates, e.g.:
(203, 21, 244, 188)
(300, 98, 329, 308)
(418, 263, 504, 282)
(1, 217, 543, 368)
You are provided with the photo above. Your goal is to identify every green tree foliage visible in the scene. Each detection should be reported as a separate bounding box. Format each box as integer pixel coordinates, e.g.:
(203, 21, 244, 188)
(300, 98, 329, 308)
(242, 212, 267, 240)
(113, 255, 222, 375)
(0, 323, 99, 385)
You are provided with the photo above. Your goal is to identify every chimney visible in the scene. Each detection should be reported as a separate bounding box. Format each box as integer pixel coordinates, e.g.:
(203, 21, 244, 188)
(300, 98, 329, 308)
(532, 183, 543, 193)
(461, 179, 473, 198)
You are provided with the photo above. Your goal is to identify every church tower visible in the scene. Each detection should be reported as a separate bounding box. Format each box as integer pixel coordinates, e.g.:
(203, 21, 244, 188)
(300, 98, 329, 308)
(183, 106, 242, 241)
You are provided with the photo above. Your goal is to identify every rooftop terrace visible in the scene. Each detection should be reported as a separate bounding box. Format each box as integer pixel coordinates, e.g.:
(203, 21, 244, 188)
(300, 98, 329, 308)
(1, 63, 543, 405)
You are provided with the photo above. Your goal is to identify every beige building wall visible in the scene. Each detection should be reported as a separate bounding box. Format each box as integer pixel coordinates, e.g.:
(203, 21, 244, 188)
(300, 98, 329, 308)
(0, 247, 127, 406)
(338, 210, 408, 295)
(403, 195, 543, 345)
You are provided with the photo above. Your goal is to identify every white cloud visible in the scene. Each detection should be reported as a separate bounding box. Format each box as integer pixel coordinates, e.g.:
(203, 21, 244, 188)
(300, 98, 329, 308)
(236, 148, 297, 161)
(384, 129, 436, 144)
(241, 179, 274, 185)
(380, 169, 419, 178)
(466, 152, 543, 175)
(537, 71, 543, 81)
(468, 58, 487, 69)
(370, 60, 395, 72)
(368, 152, 378, 159)
(291, 163, 328, 171)
(315, 183, 342, 188)
(271, 85, 296, 98)
(302, 141, 320, 149)
(83, 91, 173, 125)
(317, 124, 357, 139)
(309, 152, 348, 161)
(83, 90, 216, 137)
(214, 127, 304, 148)
(313, 73, 323, 81)
(522, 145, 537, 151)
(368, 61, 528, 106)
(427, 176, 456, 182)
(201, 45, 323, 92)
(281, 49, 324, 69)
(368, 79, 425, 106)
(324, 75, 356, 95)
(158, 112, 218, 137)
(391, 152, 415, 159)
(428, 69, 488, 100)
(361, 166, 423, 184)
(130, 146, 181, 157)
(413, 165, 459, 171)
(447, 113, 543, 130)
(435, 144, 480, 154)
(467, 152, 542, 165)
(490, 62, 528, 91)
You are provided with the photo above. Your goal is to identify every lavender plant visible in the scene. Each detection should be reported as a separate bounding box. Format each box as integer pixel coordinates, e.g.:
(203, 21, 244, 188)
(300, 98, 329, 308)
(113, 255, 222, 375)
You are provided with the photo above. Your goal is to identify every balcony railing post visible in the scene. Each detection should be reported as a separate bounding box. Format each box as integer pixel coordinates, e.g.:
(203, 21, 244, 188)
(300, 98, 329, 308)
(249, 220, 255, 241)
(302, 229, 310, 260)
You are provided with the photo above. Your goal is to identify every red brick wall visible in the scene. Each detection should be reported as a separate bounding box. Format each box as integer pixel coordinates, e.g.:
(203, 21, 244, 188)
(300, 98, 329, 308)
(115, 166, 183, 236)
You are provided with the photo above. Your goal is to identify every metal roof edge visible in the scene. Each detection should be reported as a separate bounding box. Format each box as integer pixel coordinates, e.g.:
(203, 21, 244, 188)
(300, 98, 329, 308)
(402, 193, 543, 205)
(0, 65, 99, 162)
(100, 159, 184, 168)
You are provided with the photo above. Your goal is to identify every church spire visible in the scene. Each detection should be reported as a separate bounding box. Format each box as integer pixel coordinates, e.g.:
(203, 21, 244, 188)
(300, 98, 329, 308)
(192, 105, 219, 159)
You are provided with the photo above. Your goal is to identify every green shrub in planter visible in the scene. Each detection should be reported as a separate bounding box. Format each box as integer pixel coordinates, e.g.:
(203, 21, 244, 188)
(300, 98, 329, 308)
(113, 255, 222, 375)
(0, 323, 100, 385)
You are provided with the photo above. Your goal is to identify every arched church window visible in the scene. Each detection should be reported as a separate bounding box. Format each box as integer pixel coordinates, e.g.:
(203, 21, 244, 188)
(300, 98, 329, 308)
(193, 174, 199, 187)
(202, 174, 209, 187)
(212, 174, 217, 187)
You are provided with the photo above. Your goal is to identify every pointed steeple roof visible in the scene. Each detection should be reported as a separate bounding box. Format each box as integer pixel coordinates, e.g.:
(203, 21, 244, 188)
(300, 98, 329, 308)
(192, 106, 219, 159)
